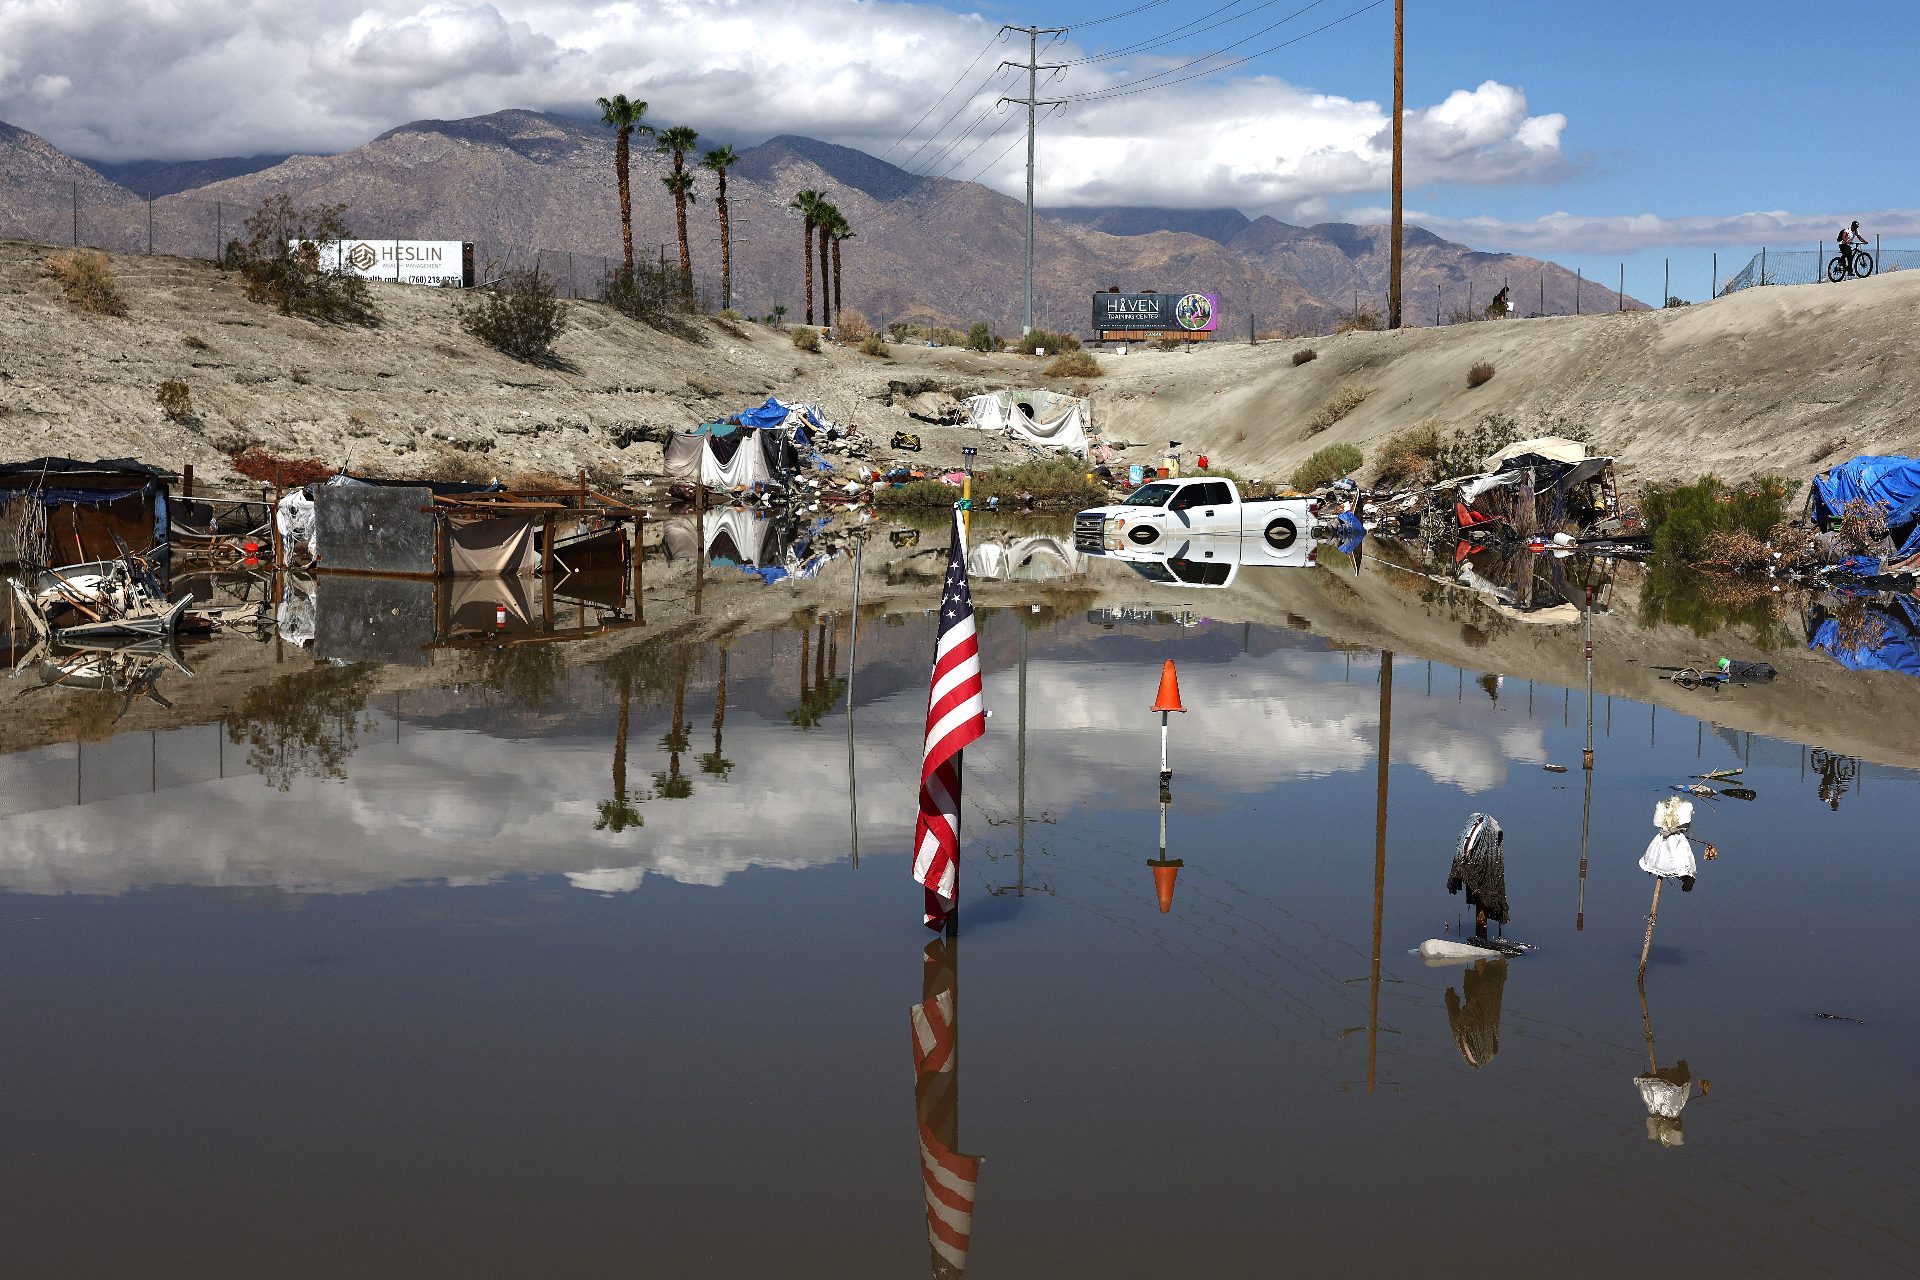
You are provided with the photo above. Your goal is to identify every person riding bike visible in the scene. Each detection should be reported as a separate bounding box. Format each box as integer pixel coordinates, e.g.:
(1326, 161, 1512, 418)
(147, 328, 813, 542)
(1838, 220, 1867, 271)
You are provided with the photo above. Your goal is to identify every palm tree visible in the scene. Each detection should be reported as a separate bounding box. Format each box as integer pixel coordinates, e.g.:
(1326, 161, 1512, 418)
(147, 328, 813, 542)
(700, 146, 739, 312)
(815, 201, 837, 331)
(788, 189, 824, 325)
(698, 647, 733, 778)
(828, 212, 855, 329)
(597, 95, 651, 271)
(655, 650, 694, 800)
(595, 669, 643, 831)
(655, 125, 700, 297)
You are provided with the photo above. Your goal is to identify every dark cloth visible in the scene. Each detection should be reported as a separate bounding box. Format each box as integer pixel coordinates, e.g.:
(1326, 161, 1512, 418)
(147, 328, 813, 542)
(1445, 958, 1507, 1069)
(1447, 812, 1508, 924)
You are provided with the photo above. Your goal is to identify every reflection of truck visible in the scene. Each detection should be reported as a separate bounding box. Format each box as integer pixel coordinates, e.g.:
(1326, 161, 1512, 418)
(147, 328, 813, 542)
(1092, 531, 1319, 589)
(1075, 479, 1314, 557)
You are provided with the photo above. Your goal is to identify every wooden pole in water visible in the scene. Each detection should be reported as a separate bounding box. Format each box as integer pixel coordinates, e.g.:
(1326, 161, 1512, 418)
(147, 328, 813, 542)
(1638, 877, 1664, 980)
(1368, 649, 1392, 1093)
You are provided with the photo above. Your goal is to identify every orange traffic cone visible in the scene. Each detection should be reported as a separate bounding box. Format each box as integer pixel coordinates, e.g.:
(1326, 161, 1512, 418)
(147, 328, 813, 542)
(1148, 858, 1184, 913)
(1151, 660, 1186, 713)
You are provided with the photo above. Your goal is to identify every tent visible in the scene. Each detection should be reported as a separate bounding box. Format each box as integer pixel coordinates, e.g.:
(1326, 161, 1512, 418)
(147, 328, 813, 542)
(1485, 436, 1590, 469)
(965, 390, 1090, 456)
(967, 535, 1082, 582)
(1808, 592, 1920, 677)
(1809, 456, 1920, 562)
(663, 426, 797, 489)
(0, 457, 171, 569)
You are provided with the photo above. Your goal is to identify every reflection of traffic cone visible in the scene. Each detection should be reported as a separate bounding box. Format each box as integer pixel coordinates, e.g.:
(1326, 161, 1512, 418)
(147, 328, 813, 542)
(1151, 660, 1186, 713)
(1148, 858, 1184, 913)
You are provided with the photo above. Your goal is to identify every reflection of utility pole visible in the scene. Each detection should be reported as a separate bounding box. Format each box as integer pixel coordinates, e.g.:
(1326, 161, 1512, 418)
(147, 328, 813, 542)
(990, 621, 1054, 897)
(1369, 649, 1393, 1093)
(846, 539, 862, 869)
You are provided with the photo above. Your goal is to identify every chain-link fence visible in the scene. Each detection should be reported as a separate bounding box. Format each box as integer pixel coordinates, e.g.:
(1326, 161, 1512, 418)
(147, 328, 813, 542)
(1722, 245, 1920, 293)
(3, 177, 657, 300)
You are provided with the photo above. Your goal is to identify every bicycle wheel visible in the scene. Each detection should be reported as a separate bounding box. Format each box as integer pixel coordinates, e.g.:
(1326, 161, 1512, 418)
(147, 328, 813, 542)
(1854, 251, 1874, 278)
(1827, 256, 1848, 283)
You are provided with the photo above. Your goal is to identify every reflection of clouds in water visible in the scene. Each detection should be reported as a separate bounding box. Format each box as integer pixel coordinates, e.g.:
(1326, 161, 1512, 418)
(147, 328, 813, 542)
(0, 646, 1541, 896)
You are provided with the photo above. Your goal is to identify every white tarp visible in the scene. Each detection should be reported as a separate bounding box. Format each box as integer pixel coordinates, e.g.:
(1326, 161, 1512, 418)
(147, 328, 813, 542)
(276, 491, 317, 563)
(965, 390, 1090, 457)
(967, 535, 1083, 582)
(1486, 436, 1590, 469)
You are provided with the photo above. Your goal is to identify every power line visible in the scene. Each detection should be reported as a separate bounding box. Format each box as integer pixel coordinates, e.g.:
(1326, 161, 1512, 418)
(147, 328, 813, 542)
(940, 111, 1021, 179)
(1068, 0, 1338, 93)
(1067, 0, 1384, 102)
(966, 112, 1051, 184)
(899, 63, 1018, 170)
(909, 96, 1007, 176)
(879, 29, 1006, 159)
(1064, 0, 1178, 29)
(1060, 0, 1278, 66)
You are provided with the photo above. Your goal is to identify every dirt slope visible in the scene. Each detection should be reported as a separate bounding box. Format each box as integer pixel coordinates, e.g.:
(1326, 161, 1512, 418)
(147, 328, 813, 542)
(1092, 270, 1920, 488)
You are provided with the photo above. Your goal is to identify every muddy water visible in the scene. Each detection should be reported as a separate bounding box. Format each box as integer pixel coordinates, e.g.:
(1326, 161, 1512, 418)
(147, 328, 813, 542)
(1, 541, 1917, 1277)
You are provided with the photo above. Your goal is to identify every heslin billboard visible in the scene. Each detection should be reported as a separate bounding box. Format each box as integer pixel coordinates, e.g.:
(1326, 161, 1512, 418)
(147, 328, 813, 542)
(1092, 291, 1220, 335)
(295, 240, 475, 288)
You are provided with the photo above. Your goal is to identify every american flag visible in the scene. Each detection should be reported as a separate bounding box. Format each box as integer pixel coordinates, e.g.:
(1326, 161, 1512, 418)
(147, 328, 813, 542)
(912, 936, 980, 1276)
(912, 509, 986, 932)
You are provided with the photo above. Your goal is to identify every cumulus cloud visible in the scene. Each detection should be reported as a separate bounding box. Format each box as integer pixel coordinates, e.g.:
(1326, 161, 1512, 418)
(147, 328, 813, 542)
(0, 0, 1566, 218)
(1412, 206, 1920, 255)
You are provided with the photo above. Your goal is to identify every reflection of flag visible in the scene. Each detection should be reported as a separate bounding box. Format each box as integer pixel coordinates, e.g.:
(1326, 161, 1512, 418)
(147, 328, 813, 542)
(912, 937, 981, 1276)
(913, 510, 986, 931)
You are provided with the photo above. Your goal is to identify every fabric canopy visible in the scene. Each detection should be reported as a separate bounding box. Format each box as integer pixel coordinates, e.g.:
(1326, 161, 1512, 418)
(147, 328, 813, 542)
(965, 390, 1090, 456)
(1811, 456, 1920, 560)
(735, 397, 792, 429)
(1486, 436, 1589, 469)
(448, 515, 541, 576)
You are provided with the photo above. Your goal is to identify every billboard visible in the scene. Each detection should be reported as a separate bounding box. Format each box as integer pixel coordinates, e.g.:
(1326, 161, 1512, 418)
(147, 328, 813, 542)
(1092, 291, 1219, 333)
(296, 240, 474, 288)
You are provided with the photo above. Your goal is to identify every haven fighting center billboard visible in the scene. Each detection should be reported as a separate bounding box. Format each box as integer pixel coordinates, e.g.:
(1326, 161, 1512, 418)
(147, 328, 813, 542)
(1092, 291, 1219, 333)
(297, 240, 475, 288)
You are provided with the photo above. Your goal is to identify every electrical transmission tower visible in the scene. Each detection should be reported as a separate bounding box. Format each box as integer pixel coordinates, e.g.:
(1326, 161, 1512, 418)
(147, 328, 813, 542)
(998, 25, 1067, 336)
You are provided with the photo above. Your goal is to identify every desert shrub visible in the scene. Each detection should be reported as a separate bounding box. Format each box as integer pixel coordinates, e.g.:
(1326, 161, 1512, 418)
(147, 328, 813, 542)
(965, 321, 996, 352)
(791, 325, 822, 353)
(1640, 475, 1797, 564)
(45, 249, 126, 315)
(602, 260, 687, 322)
(1373, 420, 1444, 487)
(889, 321, 928, 341)
(1023, 327, 1080, 355)
(1291, 443, 1365, 491)
(1302, 383, 1372, 437)
(836, 308, 873, 342)
(230, 446, 336, 487)
(931, 326, 968, 347)
(718, 307, 743, 322)
(1334, 309, 1381, 334)
(461, 268, 568, 362)
(1044, 350, 1103, 379)
(1467, 361, 1495, 388)
(1292, 347, 1318, 366)
(155, 380, 193, 422)
(1665, 296, 1690, 308)
(859, 333, 890, 357)
(1699, 530, 1774, 570)
(183, 333, 212, 351)
(235, 194, 377, 324)
(1153, 337, 1185, 351)
(1835, 496, 1890, 553)
(876, 457, 1105, 511)
(875, 479, 963, 510)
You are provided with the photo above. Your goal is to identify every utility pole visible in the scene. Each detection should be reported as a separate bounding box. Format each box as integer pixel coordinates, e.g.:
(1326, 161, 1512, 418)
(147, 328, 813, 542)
(1000, 25, 1067, 336)
(1388, 0, 1405, 329)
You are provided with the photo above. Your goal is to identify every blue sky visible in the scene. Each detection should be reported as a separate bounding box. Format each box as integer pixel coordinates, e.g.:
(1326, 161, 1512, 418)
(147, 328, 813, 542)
(2, 0, 1913, 300)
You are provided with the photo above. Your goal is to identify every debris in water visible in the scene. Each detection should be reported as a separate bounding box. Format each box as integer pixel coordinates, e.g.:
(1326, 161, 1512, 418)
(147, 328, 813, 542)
(1814, 1012, 1866, 1025)
(1543, 763, 1569, 773)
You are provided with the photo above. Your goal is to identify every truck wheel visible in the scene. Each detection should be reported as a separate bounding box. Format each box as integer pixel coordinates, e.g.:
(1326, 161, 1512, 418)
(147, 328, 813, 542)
(1127, 525, 1159, 545)
(1263, 516, 1298, 550)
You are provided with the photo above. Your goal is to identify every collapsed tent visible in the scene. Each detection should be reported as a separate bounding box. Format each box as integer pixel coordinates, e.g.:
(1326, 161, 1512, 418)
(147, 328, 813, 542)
(1809, 456, 1920, 564)
(1446, 436, 1617, 537)
(965, 390, 1090, 457)
(0, 457, 171, 568)
(1808, 592, 1920, 677)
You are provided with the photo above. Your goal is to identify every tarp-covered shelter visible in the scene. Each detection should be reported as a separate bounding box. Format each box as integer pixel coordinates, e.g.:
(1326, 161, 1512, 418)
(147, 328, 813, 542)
(1808, 592, 1920, 677)
(965, 390, 1091, 457)
(1446, 436, 1616, 537)
(0, 457, 171, 569)
(967, 535, 1082, 582)
(662, 397, 816, 490)
(1809, 456, 1920, 564)
(661, 509, 791, 569)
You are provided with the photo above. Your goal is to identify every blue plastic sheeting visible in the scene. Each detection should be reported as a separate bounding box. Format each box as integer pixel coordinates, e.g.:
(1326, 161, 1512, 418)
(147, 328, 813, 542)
(734, 397, 791, 429)
(1811, 456, 1920, 558)
(1809, 593, 1920, 676)
(692, 421, 740, 438)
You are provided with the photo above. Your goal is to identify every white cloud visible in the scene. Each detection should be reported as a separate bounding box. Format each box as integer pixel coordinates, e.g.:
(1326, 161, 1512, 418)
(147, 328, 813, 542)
(0, 0, 1565, 217)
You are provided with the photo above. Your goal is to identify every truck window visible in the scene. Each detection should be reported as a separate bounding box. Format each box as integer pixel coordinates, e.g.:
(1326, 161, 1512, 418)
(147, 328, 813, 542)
(1125, 483, 1177, 507)
(1198, 481, 1232, 506)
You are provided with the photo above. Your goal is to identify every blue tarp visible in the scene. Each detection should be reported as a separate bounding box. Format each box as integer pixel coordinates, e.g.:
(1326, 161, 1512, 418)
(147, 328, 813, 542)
(1810, 456, 1920, 559)
(734, 397, 791, 429)
(1809, 593, 1920, 677)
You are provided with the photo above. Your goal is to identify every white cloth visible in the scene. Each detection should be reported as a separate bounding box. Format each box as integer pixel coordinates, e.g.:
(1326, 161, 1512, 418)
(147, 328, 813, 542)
(276, 491, 317, 562)
(1639, 832, 1697, 879)
(1635, 1074, 1692, 1120)
(964, 390, 1090, 456)
(1653, 796, 1693, 833)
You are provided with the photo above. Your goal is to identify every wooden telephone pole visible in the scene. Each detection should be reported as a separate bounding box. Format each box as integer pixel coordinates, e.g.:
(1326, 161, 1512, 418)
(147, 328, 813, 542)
(1388, 0, 1405, 329)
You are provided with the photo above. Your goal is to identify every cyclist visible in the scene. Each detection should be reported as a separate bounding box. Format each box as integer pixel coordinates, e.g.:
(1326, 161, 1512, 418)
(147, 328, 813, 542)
(1838, 220, 1867, 273)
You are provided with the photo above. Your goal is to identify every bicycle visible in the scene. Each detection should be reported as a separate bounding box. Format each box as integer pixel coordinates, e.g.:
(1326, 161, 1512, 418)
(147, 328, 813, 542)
(1827, 245, 1875, 282)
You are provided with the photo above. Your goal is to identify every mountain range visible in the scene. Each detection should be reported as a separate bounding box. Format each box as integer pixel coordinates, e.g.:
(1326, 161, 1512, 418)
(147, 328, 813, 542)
(0, 110, 1641, 334)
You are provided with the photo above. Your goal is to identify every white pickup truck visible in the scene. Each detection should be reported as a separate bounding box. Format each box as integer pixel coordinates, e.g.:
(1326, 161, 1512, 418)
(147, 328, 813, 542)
(1075, 477, 1314, 556)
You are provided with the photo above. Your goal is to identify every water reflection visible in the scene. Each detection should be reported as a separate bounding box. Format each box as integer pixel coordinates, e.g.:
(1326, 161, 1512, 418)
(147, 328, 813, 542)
(1634, 981, 1702, 1149)
(1444, 960, 1508, 1069)
(911, 935, 981, 1277)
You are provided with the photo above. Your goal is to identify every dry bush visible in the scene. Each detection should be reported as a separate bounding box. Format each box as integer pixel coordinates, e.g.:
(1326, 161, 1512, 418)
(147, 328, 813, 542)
(462, 268, 569, 362)
(1807, 435, 1848, 464)
(1024, 327, 1080, 355)
(1302, 383, 1372, 437)
(155, 379, 194, 422)
(835, 308, 873, 342)
(718, 307, 744, 322)
(236, 195, 378, 325)
(1768, 521, 1819, 568)
(183, 334, 212, 351)
(1373, 419, 1444, 487)
(1044, 350, 1103, 379)
(1467, 361, 1495, 388)
(1292, 347, 1318, 366)
(1699, 530, 1773, 571)
(45, 249, 126, 316)
(859, 333, 890, 357)
(1334, 309, 1381, 334)
(791, 325, 821, 353)
(231, 446, 336, 487)
(1838, 497, 1890, 553)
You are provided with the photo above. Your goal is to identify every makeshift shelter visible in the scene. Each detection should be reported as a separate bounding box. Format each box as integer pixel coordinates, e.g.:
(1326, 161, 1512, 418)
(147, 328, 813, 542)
(1808, 455, 1920, 566)
(662, 398, 822, 490)
(964, 390, 1091, 457)
(1444, 436, 1617, 538)
(0, 457, 171, 569)
(661, 509, 791, 569)
(967, 535, 1082, 582)
(1807, 592, 1920, 677)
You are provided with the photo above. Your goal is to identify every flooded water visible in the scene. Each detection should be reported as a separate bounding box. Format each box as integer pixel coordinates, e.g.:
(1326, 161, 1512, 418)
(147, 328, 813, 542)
(2, 523, 1917, 1277)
